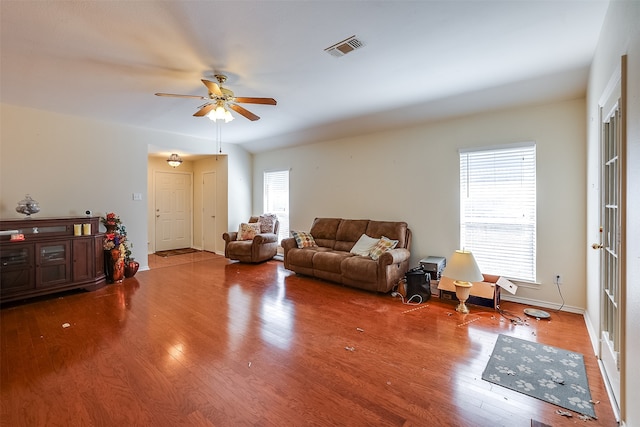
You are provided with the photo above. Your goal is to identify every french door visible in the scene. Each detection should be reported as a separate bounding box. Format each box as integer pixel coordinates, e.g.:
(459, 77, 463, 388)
(595, 55, 626, 412)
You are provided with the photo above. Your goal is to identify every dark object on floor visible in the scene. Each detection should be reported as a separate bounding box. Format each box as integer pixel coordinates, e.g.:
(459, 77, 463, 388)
(483, 334, 596, 418)
(405, 267, 431, 302)
(524, 308, 551, 319)
(531, 420, 552, 427)
(155, 248, 199, 257)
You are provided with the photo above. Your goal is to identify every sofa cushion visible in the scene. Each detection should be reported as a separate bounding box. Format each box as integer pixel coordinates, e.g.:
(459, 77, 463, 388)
(313, 251, 353, 274)
(368, 236, 399, 260)
(341, 256, 378, 282)
(365, 221, 408, 248)
(287, 247, 316, 268)
(309, 218, 341, 248)
(334, 219, 369, 252)
(287, 246, 332, 267)
(237, 222, 261, 240)
(350, 234, 380, 256)
(291, 230, 318, 248)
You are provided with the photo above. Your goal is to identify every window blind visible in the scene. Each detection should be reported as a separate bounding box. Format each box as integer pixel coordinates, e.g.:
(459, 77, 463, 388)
(459, 142, 536, 281)
(263, 170, 290, 244)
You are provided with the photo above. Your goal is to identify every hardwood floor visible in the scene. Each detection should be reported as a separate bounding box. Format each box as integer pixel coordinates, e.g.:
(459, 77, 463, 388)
(1, 253, 618, 426)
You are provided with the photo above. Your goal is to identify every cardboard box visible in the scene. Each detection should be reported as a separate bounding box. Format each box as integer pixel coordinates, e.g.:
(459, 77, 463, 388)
(438, 274, 517, 309)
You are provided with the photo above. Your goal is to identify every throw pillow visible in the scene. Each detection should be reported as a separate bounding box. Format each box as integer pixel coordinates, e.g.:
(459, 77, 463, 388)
(291, 230, 318, 248)
(258, 213, 277, 234)
(237, 222, 261, 241)
(369, 236, 399, 260)
(350, 234, 380, 256)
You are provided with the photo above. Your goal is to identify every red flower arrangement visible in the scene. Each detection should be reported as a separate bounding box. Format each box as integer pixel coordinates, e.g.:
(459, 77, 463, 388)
(101, 212, 127, 253)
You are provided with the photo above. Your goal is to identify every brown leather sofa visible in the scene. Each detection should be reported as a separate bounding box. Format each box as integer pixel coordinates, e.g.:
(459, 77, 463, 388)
(223, 216, 280, 263)
(281, 218, 411, 293)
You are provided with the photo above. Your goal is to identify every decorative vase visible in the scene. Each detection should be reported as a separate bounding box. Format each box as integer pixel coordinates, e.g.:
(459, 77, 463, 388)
(105, 248, 124, 283)
(124, 260, 140, 278)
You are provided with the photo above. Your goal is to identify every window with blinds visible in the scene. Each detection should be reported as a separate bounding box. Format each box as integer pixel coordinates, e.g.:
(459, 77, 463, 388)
(459, 142, 536, 282)
(263, 170, 290, 245)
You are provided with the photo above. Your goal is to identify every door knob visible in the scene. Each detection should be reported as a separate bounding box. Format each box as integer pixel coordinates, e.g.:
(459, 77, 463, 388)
(591, 243, 603, 249)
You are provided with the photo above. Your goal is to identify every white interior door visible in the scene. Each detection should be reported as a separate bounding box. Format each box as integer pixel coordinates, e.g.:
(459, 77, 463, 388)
(202, 172, 217, 253)
(594, 56, 626, 411)
(155, 171, 192, 252)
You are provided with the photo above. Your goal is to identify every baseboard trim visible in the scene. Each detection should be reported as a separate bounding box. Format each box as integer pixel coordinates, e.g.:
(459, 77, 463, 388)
(500, 294, 583, 314)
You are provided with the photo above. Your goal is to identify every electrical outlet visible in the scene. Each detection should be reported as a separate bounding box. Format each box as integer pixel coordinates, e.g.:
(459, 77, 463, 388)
(554, 274, 563, 285)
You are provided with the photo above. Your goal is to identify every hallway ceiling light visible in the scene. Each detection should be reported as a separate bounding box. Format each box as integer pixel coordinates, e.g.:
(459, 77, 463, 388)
(166, 153, 183, 168)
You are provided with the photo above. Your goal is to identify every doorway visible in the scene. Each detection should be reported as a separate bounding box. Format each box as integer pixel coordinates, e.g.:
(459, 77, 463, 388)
(154, 171, 193, 251)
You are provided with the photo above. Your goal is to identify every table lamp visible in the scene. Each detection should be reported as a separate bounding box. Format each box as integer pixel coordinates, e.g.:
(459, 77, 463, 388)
(443, 250, 483, 314)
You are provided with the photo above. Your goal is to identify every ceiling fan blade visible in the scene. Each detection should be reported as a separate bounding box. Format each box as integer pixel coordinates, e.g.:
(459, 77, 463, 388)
(201, 79, 223, 97)
(155, 93, 207, 99)
(229, 104, 260, 121)
(193, 103, 215, 117)
(234, 97, 277, 105)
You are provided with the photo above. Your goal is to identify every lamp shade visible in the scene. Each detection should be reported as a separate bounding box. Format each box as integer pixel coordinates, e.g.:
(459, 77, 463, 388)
(443, 250, 483, 283)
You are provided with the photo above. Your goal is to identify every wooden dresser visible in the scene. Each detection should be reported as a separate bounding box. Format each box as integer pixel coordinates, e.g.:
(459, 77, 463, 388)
(0, 217, 106, 303)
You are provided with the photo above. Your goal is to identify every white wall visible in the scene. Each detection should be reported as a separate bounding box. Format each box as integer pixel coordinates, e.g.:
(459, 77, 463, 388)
(226, 143, 252, 231)
(586, 1, 640, 425)
(254, 98, 587, 310)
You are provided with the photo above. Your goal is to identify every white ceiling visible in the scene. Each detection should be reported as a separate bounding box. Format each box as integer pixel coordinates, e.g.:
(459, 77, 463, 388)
(1, 1, 609, 155)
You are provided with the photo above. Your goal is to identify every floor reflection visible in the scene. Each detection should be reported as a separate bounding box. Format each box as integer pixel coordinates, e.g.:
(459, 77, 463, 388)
(260, 283, 295, 350)
(227, 285, 252, 352)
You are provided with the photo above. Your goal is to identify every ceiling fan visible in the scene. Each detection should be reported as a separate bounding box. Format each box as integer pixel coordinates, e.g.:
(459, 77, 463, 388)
(155, 74, 276, 122)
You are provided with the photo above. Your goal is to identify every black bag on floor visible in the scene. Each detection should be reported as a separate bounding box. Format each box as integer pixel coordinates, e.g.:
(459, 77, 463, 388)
(404, 268, 431, 303)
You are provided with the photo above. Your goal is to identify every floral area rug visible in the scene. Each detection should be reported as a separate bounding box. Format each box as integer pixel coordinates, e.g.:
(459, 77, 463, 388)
(482, 334, 596, 418)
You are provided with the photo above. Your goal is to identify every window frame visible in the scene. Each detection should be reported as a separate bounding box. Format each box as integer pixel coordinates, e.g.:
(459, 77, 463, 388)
(458, 141, 537, 282)
(263, 169, 290, 245)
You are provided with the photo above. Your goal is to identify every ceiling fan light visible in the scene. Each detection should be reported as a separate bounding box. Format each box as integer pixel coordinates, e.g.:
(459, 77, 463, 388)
(224, 110, 234, 123)
(214, 105, 227, 119)
(166, 153, 183, 168)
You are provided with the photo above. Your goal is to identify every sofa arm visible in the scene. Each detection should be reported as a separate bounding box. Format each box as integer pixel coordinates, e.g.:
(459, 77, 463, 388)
(222, 232, 238, 243)
(281, 237, 297, 251)
(254, 233, 278, 244)
(377, 248, 411, 266)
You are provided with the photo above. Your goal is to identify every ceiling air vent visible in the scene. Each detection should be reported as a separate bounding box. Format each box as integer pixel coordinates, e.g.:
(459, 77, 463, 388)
(324, 35, 365, 57)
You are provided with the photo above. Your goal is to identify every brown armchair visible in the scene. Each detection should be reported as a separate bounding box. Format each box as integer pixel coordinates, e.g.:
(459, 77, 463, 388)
(222, 216, 280, 263)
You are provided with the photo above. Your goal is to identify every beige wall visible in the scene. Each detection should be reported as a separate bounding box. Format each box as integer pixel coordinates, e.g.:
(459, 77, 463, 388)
(0, 103, 241, 270)
(254, 98, 587, 310)
(586, 1, 640, 425)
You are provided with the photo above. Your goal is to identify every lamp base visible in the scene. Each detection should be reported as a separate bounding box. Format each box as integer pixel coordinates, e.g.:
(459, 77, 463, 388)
(453, 280, 473, 314)
(456, 301, 470, 314)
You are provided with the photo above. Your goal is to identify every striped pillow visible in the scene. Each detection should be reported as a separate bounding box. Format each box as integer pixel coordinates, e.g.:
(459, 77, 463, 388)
(369, 236, 399, 260)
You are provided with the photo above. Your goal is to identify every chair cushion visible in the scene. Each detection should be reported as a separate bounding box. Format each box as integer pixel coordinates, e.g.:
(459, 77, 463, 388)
(237, 222, 261, 241)
(259, 213, 278, 233)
